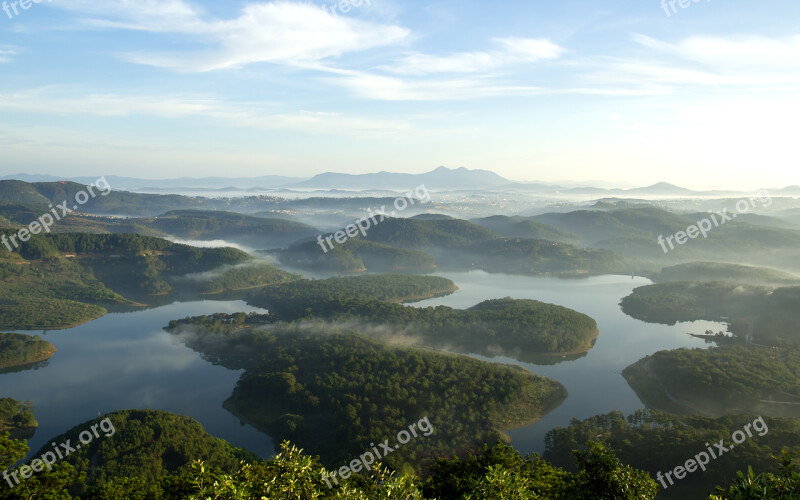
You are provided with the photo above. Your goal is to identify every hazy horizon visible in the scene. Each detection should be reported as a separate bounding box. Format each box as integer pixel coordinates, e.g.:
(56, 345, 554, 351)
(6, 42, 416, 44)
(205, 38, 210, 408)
(2, 0, 799, 191)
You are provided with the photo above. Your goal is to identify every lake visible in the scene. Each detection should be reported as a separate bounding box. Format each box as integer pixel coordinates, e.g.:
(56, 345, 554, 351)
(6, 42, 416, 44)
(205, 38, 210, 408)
(2, 272, 725, 460)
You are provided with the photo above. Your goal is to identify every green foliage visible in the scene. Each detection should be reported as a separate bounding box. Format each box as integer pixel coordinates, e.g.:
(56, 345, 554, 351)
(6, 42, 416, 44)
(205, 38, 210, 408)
(544, 410, 800, 498)
(31, 410, 256, 493)
(246, 275, 597, 357)
(470, 215, 581, 244)
(620, 281, 770, 325)
(655, 262, 800, 286)
(168, 326, 566, 471)
(0, 333, 56, 369)
(624, 346, 800, 416)
(199, 263, 301, 293)
(0, 400, 36, 431)
(248, 274, 458, 311)
(709, 452, 800, 499)
(274, 239, 437, 274)
(0, 425, 676, 500)
(0, 231, 258, 328)
(569, 441, 659, 499)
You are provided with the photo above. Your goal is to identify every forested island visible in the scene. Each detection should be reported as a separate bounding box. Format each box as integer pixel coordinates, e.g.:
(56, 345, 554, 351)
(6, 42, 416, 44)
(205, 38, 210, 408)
(0, 398, 37, 439)
(244, 274, 598, 359)
(165, 312, 569, 471)
(651, 262, 800, 286)
(620, 280, 800, 345)
(0, 333, 57, 369)
(623, 345, 800, 417)
(196, 263, 300, 294)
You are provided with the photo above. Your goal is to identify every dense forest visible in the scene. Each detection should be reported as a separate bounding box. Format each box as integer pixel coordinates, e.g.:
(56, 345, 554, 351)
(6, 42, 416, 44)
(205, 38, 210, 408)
(3, 412, 792, 499)
(619, 281, 770, 325)
(543, 409, 800, 499)
(0, 232, 271, 328)
(272, 217, 631, 277)
(623, 345, 800, 417)
(0, 398, 36, 431)
(652, 262, 800, 286)
(27, 410, 256, 495)
(165, 325, 567, 470)
(0, 257, 124, 329)
(0, 333, 56, 369)
(244, 274, 598, 358)
(620, 281, 800, 345)
(248, 274, 459, 308)
(196, 263, 301, 294)
(271, 238, 437, 274)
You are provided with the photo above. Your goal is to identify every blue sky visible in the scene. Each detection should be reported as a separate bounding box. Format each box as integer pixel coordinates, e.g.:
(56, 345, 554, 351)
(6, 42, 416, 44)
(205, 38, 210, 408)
(0, 0, 798, 189)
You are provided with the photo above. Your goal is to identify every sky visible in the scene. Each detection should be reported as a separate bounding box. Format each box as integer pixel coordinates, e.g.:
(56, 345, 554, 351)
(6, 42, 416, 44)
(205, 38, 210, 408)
(0, 0, 798, 190)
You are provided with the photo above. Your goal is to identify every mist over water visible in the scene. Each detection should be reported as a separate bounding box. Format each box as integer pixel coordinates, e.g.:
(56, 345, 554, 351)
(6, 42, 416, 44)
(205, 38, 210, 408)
(409, 271, 724, 453)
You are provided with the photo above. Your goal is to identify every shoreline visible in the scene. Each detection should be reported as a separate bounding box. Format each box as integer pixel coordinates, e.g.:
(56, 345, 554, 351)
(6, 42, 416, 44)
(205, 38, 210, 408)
(0, 349, 57, 370)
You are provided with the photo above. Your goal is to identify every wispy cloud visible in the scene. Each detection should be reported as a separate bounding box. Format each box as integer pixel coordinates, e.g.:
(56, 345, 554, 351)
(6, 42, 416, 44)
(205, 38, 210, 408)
(0, 47, 19, 63)
(379, 36, 565, 75)
(55, 0, 410, 72)
(578, 34, 800, 93)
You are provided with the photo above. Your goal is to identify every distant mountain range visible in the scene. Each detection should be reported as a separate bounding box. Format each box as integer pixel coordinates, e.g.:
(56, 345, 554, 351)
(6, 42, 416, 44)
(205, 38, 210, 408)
(3, 168, 796, 195)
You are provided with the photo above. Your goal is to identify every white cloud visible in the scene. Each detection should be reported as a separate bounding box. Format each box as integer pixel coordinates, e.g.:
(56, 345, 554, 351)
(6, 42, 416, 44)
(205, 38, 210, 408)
(317, 66, 547, 101)
(379, 36, 565, 75)
(54, 0, 410, 72)
(0, 47, 19, 63)
(579, 34, 800, 93)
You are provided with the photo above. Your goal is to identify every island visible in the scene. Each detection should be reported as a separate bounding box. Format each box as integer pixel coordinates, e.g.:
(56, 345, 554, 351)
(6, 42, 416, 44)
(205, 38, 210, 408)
(622, 345, 800, 418)
(0, 398, 37, 440)
(0, 332, 57, 370)
(164, 322, 568, 472)
(244, 274, 598, 360)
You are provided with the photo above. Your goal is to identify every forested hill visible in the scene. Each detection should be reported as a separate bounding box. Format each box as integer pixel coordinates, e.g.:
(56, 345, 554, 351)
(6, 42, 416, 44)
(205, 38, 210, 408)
(544, 409, 800, 499)
(30, 409, 256, 495)
(0, 233, 259, 329)
(165, 326, 567, 471)
(653, 262, 800, 285)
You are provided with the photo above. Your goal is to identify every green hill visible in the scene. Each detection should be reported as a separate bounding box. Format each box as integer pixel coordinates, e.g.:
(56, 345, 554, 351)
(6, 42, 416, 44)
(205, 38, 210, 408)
(272, 238, 437, 273)
(623, 345, 800, 418)
(654, 262, 800, 285)
(31, 409, 256, 493)
(167, 325, 567, 471)
(0, 232, 256, 329)
(470, 215, 581, 244)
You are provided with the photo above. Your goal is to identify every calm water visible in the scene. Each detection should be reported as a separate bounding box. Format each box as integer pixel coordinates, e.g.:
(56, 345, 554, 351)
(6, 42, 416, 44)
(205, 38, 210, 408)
(2, 272, 724, 459)
(409, 271, 724, 454)
(3, 300, 275, 460)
